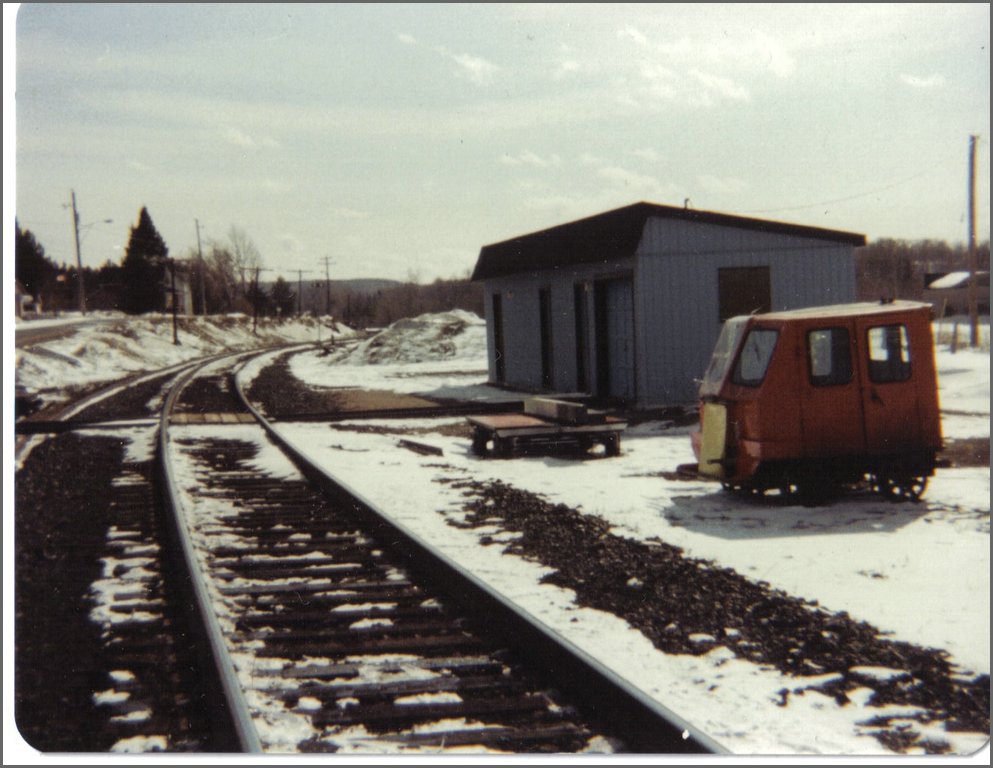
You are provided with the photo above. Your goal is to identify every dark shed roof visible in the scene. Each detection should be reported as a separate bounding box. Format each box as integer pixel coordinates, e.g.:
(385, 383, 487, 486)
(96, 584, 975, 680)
(472, 201, 866, 281)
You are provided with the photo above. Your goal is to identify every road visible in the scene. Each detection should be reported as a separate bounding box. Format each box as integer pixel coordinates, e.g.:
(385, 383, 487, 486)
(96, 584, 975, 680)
(14, 317, 110, 348)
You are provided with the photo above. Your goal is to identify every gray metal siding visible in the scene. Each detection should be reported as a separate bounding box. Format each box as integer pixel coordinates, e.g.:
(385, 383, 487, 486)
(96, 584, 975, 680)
(599, 277, 637, 400)
(484, 276, 544, 390)
(635, 218, 856, 406)
(482, 216, 855, 407)
(483, 258, 634, 393)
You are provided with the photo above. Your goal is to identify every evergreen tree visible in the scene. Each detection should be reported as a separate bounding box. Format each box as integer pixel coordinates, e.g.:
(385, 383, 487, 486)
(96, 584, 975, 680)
(270, 276, 296, 318)
(15, 220, 58, 299)
(120, 207, 169, 314)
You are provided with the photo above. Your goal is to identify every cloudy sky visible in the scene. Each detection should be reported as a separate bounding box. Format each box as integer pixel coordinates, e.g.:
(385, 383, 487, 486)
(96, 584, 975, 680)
(7, 3, 990, 284)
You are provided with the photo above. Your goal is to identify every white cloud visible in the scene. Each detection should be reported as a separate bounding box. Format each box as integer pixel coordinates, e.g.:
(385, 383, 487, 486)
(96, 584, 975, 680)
(223, 127, 255, 147)
(552, 42, 590, 80)
(554, 58, 582, 79)
(500, 150, 561, 168)
(900, 73, 946, 89)
(635, 60, 681, 102)
(690, 69, 750, 101)
(128, 160, 151, 173)
(618, 25, 649, 47)
(610, 28, 792, 110)
(656, 32, 795, 79)
(630, 148, 664, 164)
(597, 165, 664, 194)
(447, 50, 500, 85)
(752, 33, 796, 79)
(400, 32, 498, 85)
(221, 126, 280, 149)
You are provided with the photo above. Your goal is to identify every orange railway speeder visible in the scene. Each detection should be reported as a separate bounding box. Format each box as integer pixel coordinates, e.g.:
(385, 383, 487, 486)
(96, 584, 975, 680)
(689, 300, 943, 502)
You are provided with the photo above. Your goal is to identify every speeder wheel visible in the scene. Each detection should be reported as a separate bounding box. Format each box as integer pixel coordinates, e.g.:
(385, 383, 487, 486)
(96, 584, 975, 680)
(870, 472, 928, 502)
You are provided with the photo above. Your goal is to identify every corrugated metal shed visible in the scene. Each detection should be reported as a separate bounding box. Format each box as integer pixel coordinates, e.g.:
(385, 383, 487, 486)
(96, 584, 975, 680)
(474, 202, 866, 407)
(472, 201, 865, 281)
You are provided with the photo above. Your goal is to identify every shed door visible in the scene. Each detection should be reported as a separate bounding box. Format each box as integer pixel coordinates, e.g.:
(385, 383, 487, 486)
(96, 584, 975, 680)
(595, 278, 636, 401)
(491, 292, 506, 383)
(539, 287, 553, 389)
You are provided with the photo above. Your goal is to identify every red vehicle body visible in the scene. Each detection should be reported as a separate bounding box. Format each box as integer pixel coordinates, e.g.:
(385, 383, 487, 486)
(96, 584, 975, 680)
(690, 301, 943, 501)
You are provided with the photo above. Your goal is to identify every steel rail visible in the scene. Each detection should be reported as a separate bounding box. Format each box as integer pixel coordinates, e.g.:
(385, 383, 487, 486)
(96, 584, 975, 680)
(157, 355, 264, 753)
(232, 360, 729, 755)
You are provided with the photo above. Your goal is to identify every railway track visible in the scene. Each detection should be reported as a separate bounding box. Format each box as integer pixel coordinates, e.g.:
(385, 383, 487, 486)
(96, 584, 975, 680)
(15, 350, 724, 755)
(14, 360, 220, 752)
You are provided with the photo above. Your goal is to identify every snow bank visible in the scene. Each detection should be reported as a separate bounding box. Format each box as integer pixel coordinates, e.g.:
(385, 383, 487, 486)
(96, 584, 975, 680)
(15, 313, 352, 401)
(333, 310, 485, 365)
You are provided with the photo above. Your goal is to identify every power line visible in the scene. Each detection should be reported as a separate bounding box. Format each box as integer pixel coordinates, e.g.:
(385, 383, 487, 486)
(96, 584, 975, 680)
(740, 163, 947, 216)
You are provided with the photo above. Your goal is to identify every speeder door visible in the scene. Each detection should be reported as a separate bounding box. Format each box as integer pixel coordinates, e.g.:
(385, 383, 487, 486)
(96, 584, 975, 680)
(856, 319, 922, 456)
(799, 323, 867, 458)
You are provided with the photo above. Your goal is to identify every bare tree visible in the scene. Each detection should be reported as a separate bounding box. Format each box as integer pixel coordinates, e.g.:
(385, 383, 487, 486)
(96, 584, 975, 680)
(228, 225, 262, 294)
(203, 242, 239, 312)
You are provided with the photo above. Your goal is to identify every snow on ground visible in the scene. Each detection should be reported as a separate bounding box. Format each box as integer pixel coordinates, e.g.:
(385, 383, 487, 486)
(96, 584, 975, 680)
(13, 311, 353, 408)
(331, 308, 486, 365)
(262, 312, 991, 756)
(8, 310, 992, 759)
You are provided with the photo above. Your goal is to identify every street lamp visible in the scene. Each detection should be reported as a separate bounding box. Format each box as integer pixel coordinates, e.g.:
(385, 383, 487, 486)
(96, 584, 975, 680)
(69, 189, 112, 315)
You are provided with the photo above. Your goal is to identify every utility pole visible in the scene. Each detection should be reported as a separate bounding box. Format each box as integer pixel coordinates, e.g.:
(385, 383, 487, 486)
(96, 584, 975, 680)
(70, 190, 86, 315)
(295, 269, 314, 316)
(195, 218, 207, 316)
(251, 266, 273, 335)
(253, 266, 260, 335)
(170, 259, 180, 345)
(320, 256, 335, 317)
(967, 134, 979, 348)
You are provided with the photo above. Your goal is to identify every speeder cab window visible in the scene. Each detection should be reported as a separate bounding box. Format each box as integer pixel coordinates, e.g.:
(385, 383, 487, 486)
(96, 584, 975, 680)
(700, 316, 748, 396)
(867, 324, 911, 383)
(808, 327, 852, 386)
(732, 328, 778, 387)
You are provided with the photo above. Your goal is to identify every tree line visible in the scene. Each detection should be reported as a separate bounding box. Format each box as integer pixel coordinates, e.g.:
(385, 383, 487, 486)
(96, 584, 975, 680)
(15, 207, 988, 327)
(14, 207, 483, 327)
(856, 238, 990, 306)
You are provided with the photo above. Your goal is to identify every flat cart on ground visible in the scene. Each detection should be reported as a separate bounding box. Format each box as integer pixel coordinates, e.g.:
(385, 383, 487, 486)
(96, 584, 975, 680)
(467, 398, 627, 458)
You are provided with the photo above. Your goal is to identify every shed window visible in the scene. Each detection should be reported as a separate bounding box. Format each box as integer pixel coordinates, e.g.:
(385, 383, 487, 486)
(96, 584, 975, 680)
(732, 328, 778, 387)
(808, 327, 852, 386)
(718, 266, 772, 322)
(867, 325, 911, 383)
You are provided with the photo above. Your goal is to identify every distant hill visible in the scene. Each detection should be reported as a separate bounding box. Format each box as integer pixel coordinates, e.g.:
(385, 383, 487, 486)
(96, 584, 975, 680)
(328, 279, 404, 295)
(258, 275, 483, 329)
(261, 278, 402, 315)
(263, 278, 401, 296)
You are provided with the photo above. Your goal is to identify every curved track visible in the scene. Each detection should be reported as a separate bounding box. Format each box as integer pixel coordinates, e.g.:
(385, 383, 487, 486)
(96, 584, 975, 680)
(14, 359, 224, 752)
(16, 348, 725, 755)
(159, 352, 725, 754)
